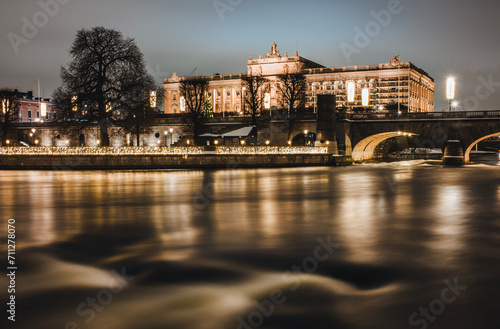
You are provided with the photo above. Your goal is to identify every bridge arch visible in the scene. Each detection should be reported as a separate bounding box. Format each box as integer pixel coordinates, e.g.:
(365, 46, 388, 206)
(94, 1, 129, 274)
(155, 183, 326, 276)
(352, 131, 416, 161)
(464, 132, 500, 162)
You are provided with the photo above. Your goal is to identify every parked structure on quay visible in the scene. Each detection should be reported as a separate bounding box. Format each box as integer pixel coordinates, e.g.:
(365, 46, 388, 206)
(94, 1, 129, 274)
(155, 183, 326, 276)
(163, 42, 436, 115)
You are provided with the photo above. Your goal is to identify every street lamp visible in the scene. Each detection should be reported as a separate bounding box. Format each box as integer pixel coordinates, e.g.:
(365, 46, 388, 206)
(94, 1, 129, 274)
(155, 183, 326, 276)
(446, 78, 455, 111)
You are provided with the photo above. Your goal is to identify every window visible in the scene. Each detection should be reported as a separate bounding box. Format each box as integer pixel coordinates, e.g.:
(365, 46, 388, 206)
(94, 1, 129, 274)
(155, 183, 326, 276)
(173, 93, 177, 101)
(28, 110, 32, 118)
(37, 111, 40, 118)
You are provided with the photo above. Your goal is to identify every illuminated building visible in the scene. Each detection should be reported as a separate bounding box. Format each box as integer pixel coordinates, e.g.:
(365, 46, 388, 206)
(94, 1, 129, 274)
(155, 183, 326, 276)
(163, 42, 435, 114)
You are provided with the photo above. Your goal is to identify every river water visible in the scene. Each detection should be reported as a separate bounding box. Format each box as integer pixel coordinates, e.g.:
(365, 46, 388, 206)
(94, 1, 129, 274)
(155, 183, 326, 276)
(1, 160, 500, 329)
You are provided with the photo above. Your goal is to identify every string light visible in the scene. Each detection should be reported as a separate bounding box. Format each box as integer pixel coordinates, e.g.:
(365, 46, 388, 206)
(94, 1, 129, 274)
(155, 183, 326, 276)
(0, 146, 328, 156)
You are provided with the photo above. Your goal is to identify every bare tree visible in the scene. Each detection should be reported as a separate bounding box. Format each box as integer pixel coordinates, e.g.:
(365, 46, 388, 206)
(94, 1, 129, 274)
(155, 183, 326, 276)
(276, 73, 307, 140)
(242, 75, 268, 125)
(180, 76, 208, 143)
(276, 73, 307, 118)
(53, 27, 156, 146)
(0, 88, 21, 144)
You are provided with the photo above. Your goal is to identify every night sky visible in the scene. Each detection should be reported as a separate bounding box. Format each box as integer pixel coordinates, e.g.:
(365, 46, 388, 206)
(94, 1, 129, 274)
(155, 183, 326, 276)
(1, 0, 499, 111)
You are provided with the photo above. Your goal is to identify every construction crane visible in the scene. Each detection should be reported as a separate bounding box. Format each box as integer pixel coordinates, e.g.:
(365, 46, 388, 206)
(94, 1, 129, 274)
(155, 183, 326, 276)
(188, 67, 198, 77)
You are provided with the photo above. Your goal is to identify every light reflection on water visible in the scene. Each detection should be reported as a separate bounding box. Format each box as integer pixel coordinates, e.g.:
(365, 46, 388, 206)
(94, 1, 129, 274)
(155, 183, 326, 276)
(0, 162, 500, 329)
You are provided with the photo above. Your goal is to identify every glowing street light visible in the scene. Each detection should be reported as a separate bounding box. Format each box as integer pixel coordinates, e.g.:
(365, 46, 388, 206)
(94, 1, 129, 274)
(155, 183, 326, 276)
(446, 78, 455, 111)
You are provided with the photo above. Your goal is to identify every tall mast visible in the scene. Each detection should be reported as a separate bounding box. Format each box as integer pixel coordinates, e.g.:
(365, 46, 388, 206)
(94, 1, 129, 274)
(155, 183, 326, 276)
(37, 78, 41, 106)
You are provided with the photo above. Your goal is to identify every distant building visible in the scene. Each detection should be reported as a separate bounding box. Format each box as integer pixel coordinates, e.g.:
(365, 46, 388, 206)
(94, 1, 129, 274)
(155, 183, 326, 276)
(163, 42, 435, 114)
(14, 90, 56, 123)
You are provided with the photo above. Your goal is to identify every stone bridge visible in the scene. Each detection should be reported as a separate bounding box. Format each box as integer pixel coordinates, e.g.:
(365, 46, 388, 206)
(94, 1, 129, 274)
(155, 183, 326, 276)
(295, 109, 500, 164)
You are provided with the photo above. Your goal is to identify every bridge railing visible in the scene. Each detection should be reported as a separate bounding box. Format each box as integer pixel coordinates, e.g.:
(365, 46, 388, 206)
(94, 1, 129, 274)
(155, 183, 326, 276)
(346, 110, 500, 120)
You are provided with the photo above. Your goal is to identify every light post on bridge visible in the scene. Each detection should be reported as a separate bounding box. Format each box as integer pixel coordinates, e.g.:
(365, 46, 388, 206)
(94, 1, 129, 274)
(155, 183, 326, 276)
(447, 78, 455, 112)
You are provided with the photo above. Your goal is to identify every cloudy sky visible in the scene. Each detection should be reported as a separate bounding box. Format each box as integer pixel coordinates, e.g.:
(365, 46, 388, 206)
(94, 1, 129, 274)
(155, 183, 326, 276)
(1, 0, 499, 111)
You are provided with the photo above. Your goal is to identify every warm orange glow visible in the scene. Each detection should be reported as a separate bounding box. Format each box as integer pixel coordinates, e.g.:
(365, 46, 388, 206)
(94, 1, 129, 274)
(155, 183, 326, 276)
(150, 91, 157, 108)
(71, 96, 78, 112)
(2, 99, 9, 114)
(180, 96, 186, 112)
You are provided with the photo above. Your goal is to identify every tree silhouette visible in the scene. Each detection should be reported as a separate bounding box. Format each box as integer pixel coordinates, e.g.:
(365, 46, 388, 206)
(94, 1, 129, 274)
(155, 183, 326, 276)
(276, 73, 307, 139)
(242, 75, 268, 125)
(53, 27, 158, 146)
(180, 76, 208, 143)
(118, 82, 164, 146)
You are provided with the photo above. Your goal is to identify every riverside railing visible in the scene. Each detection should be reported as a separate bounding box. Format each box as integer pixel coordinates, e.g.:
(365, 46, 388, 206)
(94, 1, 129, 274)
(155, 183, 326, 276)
(346, 110, 500, 120)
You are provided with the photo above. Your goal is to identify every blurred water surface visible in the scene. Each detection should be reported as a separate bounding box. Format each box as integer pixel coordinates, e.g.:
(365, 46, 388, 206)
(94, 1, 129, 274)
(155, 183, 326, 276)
(1, 161, 500, 329)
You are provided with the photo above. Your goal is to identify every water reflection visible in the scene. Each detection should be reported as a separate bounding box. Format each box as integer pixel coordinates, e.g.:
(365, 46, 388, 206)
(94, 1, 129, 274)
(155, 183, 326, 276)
(0, 163, 500, 329)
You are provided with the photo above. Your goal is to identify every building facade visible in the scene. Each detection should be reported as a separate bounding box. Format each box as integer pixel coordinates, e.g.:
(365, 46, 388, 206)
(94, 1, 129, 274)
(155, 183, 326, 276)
(12, 90, 56, 122)
(163, 42, 435, 114)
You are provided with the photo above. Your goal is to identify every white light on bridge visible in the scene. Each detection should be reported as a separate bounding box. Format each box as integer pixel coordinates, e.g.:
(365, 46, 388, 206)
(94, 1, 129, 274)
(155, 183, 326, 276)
(347, 82, 355, 103)
(446, 78, 455, 100)
(362, 88, 369, 107)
